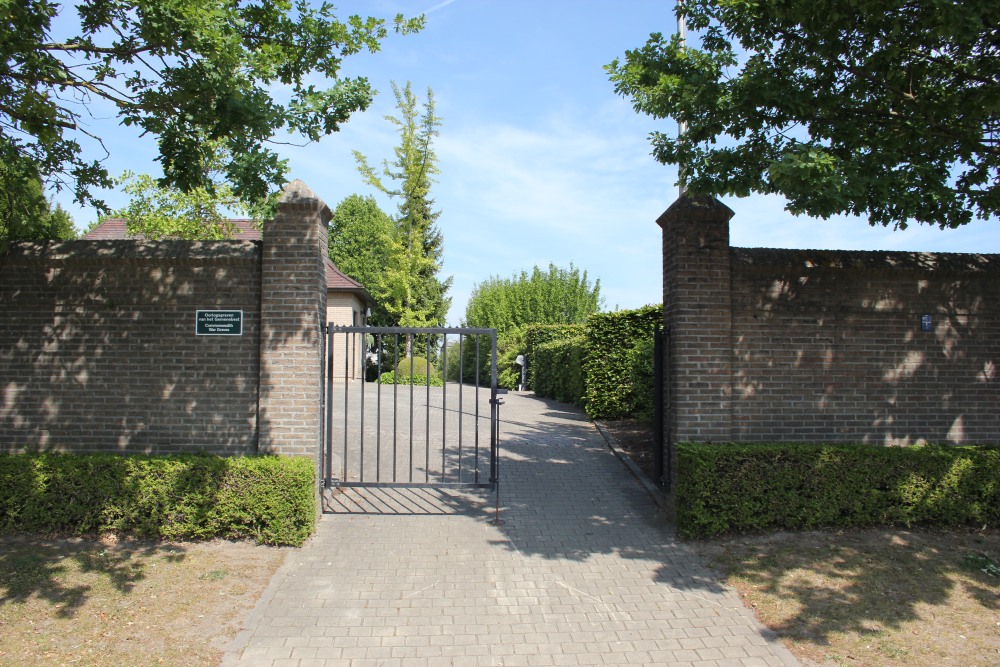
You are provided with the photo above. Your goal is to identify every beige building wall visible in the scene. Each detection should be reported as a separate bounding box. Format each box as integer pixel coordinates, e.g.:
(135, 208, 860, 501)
(326, 293, 365, 381)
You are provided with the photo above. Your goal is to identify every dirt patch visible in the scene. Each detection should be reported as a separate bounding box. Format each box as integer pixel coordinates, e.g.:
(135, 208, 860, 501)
(693, 528, 1000, 667)
(0, 535, 287, 666)
(598, 417, 661, 484)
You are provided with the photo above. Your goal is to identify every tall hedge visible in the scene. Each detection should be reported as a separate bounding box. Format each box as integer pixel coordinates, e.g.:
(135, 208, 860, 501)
(0, 453, 316, 546)
(524, 324, 585, 391)
(583, 305, 662, 419)
(676, 442, 1000, 538)
(531, 335, 587, 405)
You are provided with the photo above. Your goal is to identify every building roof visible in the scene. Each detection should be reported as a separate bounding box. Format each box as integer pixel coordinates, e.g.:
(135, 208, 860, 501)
(83, 219, 376, 308)
(83, 218, 264, 241)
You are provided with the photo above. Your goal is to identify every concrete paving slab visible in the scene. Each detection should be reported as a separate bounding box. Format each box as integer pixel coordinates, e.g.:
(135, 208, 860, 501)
(223, 390, 799, 667)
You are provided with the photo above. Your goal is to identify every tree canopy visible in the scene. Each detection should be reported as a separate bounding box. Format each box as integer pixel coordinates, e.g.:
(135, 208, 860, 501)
(1, 0, 423, 212)
(464, 263, 603, 335)
(328, 194, 407, 327)
(0, 147, 75, 251)
(354, 82, 451, 329)
(606, 0, 1000, 229)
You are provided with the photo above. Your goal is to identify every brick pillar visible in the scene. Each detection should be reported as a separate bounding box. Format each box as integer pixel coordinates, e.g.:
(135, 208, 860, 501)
(258, 180, 330, 458)
(657, 195, 735, 445)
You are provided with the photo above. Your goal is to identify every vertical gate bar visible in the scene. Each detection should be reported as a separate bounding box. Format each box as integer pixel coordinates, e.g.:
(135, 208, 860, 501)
(369, 334, 382, 484)
(322, 325, 331, 488)
(408, 341, 415, 483)
(474, 335, 480, 484)
(457, 334, 463, 483)
(386, 334, 394, 482)
(425, 335, 431, 483)
(441, 334, 448, 483)
(342, 330, 350, 483)
(489, 330, 498, 486)
(358, 331, 367, 483)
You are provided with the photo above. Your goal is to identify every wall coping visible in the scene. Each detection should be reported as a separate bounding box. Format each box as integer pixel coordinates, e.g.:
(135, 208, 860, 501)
(732, 246, 1000, 275)
(5, 240, 261, 265)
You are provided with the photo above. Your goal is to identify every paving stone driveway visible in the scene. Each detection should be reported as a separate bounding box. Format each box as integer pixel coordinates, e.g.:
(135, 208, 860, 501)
(223, 391, 799, 667)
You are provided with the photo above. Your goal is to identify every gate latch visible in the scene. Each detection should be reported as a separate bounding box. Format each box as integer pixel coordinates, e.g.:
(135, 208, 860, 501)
(491, 388, 508, 406)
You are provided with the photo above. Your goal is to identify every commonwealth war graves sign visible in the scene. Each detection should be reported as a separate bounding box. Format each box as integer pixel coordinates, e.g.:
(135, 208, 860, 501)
(196, 310, 243, 336)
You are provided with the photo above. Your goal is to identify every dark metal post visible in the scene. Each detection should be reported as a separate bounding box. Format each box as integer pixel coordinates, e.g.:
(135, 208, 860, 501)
(653, 324, 665, 485)
(664, 326, 673, 490)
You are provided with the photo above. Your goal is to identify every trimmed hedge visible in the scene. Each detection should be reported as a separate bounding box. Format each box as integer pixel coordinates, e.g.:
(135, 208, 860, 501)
(532, 335, 587, 405)
(378, 372, 444, 387)
(394, 356, 437, 380)
(676, 442, 1000, 538)
(524, 323, 584, 391)
(0, 453, 316, 546)
(583, 305, 661, 420)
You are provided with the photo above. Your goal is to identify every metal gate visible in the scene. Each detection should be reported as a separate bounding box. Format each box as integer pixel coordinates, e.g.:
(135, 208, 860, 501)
(321, 326, 500, 491)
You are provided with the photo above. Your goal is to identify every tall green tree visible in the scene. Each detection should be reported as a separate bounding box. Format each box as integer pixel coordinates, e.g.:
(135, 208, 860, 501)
(354, 82, 452, 330)
(607, 0, 1000, 229)
(1, 0, 423, 212)
(464, 263, 603, 334)
(1, 146, 76, 252)
(328, 194, 408, 326)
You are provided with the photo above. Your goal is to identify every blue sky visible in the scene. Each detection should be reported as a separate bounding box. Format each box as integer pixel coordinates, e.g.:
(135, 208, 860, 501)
(56, 0, 998, 325)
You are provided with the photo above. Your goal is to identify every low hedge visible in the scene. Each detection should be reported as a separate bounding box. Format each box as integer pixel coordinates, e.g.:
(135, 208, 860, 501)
(0, 453, 316, 546)
(676, 442, 1000, 538)
(378, 372, 444, 387)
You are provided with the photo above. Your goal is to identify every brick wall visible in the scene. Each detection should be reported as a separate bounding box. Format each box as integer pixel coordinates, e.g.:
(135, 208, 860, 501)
(658, 197, 735, 443)
(258, 180, 329, 457)
(730, 249, 1000, 444)
(660, 195, 1000, 447)
(0, 240, 262, 454)
(0, 180, 332, 459)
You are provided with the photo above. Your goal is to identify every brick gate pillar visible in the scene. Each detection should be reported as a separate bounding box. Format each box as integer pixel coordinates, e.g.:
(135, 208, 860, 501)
(657, 195, 735, 447)
(258, 180, 330, 458)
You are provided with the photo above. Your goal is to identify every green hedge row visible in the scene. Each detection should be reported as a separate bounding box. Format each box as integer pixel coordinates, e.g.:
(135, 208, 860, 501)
(583, 305, 661, 419)
(378, 372, 444, 387)
(676, 442, 1000, 538)
(519, 309, 662, 416)
(0, 453, 316, 546)
(523, 324, 585, 400)
(531, 335, 587, 405)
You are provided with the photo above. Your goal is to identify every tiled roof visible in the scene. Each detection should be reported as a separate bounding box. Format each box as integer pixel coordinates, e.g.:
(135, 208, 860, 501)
(82, 218, 263, 241)
(81, 218, 376, 307)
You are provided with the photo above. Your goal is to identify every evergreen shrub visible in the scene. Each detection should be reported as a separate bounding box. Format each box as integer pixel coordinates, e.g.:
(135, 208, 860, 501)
(0, 453, 316, 546)
(393, 356, 437, 380)
(676, 442, 1000, 538)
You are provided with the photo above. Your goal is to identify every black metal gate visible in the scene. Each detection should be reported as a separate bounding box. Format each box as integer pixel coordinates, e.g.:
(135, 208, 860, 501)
(321, 326, 500, 491)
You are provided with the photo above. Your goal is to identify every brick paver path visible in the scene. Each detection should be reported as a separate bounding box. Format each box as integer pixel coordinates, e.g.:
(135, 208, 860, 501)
(223, 390, 799, 666)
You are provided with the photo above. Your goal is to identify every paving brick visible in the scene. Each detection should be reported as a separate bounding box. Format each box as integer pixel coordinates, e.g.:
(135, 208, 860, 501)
(222, 392, 799, 667)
